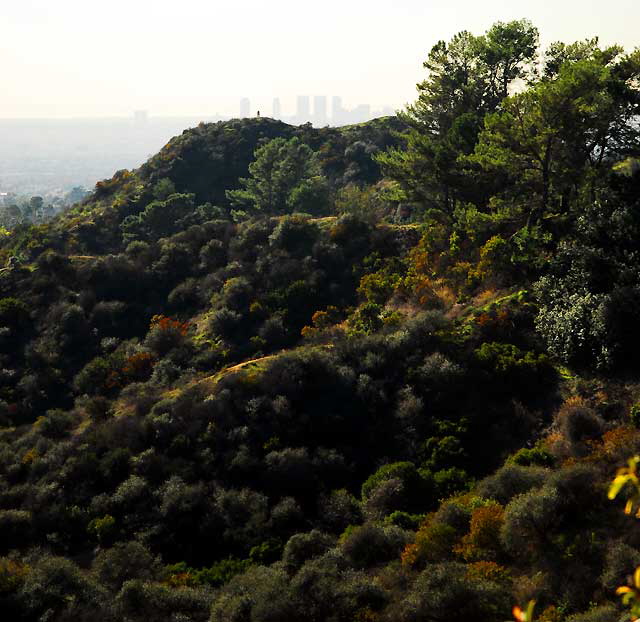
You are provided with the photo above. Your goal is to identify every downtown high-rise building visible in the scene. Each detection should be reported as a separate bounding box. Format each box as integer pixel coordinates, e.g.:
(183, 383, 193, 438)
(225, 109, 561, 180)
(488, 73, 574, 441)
(240, 98, 250, 118)
(296, 96, 310, 121)
(313, 96, 327, 126)
(332, 96, 347, 125)
(234, 93, 392, 126)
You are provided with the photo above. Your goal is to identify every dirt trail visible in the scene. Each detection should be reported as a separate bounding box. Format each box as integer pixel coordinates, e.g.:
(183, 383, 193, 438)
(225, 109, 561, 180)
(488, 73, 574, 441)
(197, 354, 277, 388)
(166, 343, 333, 400)
(155, 353, 279, 403)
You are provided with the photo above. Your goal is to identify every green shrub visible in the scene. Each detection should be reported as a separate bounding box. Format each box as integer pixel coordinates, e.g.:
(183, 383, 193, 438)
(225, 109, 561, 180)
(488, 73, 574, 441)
(87, 515, 117, 545)
(282, 530, 336, 574)
(600, 541, 640, 591)
(500, 487, 561, 559)
(477, 464, 548, 505)
(249, 539, 283, 565)
(209, 566, 295, 622)
(509, 445, 555, 468)
(18, 556, 105, 620)
(362, 462, 417, 500)
(37, 409, 76, 439)
(165, 558, 250, 588)
(339, 523, 408, 569)
(385, 511, 425, 530)
(115, 578, 212, 621)
(92, 541, 160, 590)
(393, 562, 509, 622)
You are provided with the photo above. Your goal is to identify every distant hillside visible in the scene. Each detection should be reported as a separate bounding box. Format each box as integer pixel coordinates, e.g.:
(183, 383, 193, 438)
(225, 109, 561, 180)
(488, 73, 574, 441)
(0, 116, 403, 258)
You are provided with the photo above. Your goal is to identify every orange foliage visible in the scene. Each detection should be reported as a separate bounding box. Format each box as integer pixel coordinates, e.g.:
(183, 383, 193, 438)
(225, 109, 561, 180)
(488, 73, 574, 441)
(0, 558, 30, 594)
(412, 275, 440, 307)
(301, 306, 341, 338)
(150, 314, 190, 336)
(454, 503, 504, 562)
(542, 431, 565, 457)
(559, 395, 589, 413)
(106, 352, 156, 390)
(474, 288, 498, 307)
(402, 518, 457, 568)
(122, 352, 156, 381)
(300, 325, 315, 339)
(21, 448, 38, 465)
(400, 541, 420, 567)
(407, 225, 449, 276)
(431, 281, 457, 310)
(409, 246, 431, 275)
(588, 425, 640, 463)
(476, 309, 510, 329)
(311, 309, 330, 329)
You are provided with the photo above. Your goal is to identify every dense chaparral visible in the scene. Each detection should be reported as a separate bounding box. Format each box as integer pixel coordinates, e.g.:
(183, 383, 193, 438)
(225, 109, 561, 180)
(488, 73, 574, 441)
(1, 19, 640, 622)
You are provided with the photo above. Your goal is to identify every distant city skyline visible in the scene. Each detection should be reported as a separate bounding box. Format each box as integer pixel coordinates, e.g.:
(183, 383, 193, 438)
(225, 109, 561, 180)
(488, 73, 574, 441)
(3, 1, 640, 119)
(0, 98, 397, 198)
(0, 95, 397, 124)
(237, 95, 396, 126)
(0, 96, 397, 127)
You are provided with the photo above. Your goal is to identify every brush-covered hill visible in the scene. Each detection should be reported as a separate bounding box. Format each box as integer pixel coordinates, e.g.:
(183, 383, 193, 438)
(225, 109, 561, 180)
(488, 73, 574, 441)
(1, 20, 640, 622)
(0, 115, 408, 420)
(2, 116, 403, 258)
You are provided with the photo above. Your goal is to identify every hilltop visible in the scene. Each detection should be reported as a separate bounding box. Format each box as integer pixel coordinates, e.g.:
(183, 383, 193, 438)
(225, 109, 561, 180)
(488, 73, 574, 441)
(0, 116, 403, 258)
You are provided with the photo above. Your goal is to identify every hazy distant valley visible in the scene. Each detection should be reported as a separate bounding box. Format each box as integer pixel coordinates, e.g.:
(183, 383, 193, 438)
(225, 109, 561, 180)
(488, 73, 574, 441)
(0, 117, 224, 197)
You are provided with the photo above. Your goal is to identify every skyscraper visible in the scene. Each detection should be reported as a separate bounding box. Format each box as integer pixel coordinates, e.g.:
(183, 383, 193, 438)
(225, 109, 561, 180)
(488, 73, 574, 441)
(332, 96, 346, 125)
(313, 96, 327, 126)
(296, 96, 310, 122)
(240, 98, 250, 118)
(272, 98, 281, 119)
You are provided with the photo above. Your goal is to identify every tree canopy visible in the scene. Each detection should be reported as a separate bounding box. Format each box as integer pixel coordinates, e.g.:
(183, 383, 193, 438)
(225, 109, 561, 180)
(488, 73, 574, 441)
(377, 19, 539, 216)
(226, 136, 330, 215)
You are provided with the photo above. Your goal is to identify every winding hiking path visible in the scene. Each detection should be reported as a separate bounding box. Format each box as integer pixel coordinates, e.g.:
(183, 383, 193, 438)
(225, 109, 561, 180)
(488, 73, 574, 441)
(196, 354, 278, 389)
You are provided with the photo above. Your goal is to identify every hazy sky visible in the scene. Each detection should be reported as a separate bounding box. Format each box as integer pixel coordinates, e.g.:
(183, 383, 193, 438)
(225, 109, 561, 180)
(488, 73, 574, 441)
(2, 0, 640, 119)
